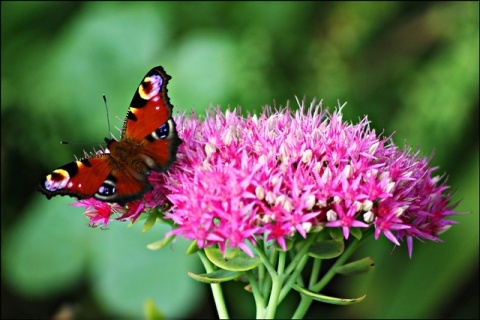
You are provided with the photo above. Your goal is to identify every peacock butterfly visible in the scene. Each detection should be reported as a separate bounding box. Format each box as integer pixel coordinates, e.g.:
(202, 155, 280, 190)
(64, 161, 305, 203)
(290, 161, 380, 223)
(38, 66, 182, 205)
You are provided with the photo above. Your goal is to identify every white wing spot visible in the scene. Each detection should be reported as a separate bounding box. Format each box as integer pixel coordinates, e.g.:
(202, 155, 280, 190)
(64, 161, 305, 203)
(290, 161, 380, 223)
(45, 169, 70, 191)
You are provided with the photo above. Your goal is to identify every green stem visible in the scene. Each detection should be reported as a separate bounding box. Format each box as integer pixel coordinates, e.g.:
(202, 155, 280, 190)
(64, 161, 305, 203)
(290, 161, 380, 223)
(265, 272, 282, 319)
(254, 246, 282, 319)
(278, 254, 309, 304)
(258, 263, 266, 295)
(312, 237, 362, 292)
(284, 233, 318, 277)
(309, 258, 321, 288)
(261, 247, 277, 299)
(198, 251, 229, 319)
(255, 246, 278, 281)
(277, 250, 286, 276)
(246, 270, 265, 318)
(293, 294, 311, 319)
(291, 237, 365, 319)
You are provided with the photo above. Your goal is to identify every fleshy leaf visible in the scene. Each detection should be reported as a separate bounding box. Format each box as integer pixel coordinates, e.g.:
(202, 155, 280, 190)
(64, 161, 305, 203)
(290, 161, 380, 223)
(144, 298, 166, 320)
(186, 240, 199, 255)
(187, 269, 242, 283)
(329, 228, 344, 241)
(292, 284, 366, 305)
(146, 235, 175, 250)
(335, 257, 375, 275)
(151, 206, 175, 226)
(204, 247, 261, 271)
(142, 212, 158, 233)
(349, 227, 363, 240)
(307, 239, 345, 259)
(143, 206, 174, 232)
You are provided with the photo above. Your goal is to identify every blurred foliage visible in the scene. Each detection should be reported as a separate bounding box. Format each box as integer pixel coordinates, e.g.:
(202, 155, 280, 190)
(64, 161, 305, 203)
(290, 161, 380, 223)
(1, 1, 478, 319)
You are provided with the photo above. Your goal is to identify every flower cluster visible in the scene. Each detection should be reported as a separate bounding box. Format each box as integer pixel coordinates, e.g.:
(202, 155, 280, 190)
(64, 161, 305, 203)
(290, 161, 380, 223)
(74, 99, 459, 257)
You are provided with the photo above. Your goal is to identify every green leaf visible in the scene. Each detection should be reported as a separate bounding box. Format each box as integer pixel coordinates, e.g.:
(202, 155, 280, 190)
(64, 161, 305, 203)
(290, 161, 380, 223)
(335, 257, 375, 275)
(204, 247, 261, 271)
(144, 298, 166, 320)
(329, 228, 344, 241)
(292, 284, 366, 305)
(308, 239, 345, 259)
(142, 212, 158, 233)
(186, 240, 199, 255)
(152, 206, 176, 227)
(349, 228, 363, 240)
(187, 269, 242, 283)
(146, 235, 176, 250)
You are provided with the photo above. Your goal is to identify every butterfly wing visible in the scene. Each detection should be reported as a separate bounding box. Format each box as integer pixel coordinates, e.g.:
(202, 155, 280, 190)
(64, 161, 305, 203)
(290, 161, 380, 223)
(39, 66, 181, 205)
(38, 156, 151, 205)
(122, 66, 182, 172)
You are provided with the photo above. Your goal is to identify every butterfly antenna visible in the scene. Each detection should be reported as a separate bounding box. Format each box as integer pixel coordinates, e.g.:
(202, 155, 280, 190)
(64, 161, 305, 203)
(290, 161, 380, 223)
(103, 94, 112, 137)
(60, 95, 113, 145)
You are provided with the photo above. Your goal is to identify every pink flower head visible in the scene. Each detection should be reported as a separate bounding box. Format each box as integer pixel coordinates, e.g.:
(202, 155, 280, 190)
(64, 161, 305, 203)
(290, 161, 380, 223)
(73, 99, 460, 257)
(70, 198, 125, 227)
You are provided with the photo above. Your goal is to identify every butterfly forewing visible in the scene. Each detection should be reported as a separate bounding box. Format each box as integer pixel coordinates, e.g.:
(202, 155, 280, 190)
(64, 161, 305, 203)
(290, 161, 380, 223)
(123, 67, 173, 140)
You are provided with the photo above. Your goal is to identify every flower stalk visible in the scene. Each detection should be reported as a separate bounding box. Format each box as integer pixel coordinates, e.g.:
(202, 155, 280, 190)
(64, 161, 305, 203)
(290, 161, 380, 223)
(198, 250, 230, 319)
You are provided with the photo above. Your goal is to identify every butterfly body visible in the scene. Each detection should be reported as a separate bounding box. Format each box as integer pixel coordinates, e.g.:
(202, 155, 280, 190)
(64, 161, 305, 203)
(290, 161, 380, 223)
(38, 66, 182, 205)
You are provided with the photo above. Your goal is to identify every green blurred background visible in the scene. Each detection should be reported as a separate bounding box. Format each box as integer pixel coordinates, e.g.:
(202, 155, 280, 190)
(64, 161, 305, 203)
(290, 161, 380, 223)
(1, 1, 478, 319)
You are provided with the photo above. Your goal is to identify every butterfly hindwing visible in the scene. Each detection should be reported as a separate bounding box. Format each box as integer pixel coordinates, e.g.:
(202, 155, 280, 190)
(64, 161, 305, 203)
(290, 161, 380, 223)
(38, 156, 151, 205)
(96, 158, 153, 205)
(39, 156, 113, 200)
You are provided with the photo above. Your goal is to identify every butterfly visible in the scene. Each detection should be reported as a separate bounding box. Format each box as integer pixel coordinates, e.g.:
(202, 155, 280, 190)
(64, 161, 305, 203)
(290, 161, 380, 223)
(38, 66, 182, 206)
